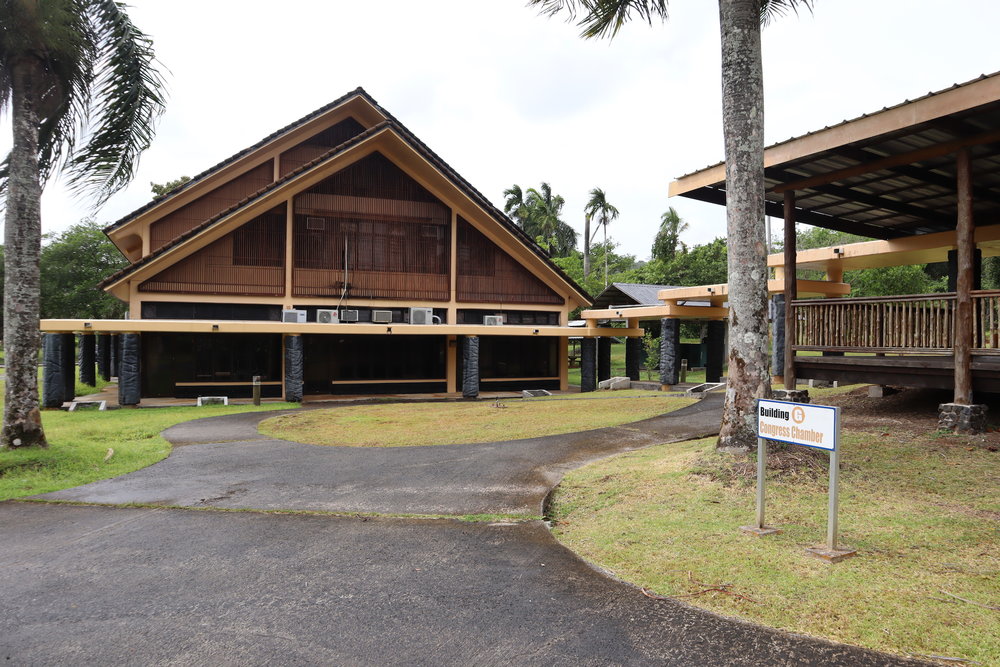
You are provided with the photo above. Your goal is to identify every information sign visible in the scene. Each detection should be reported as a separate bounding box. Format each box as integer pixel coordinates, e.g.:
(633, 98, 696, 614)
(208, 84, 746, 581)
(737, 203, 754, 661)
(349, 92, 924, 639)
(757, 399, 838, 451)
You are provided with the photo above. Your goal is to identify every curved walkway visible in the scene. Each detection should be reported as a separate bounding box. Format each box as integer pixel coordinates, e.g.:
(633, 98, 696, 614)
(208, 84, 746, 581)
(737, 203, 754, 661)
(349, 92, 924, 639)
(2, 395, 923, 665)
(40, 394, 725, 516)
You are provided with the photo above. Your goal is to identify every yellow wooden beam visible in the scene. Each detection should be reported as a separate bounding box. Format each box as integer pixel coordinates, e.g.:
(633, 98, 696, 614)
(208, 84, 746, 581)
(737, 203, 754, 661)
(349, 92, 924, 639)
(40, 319, 635, 338)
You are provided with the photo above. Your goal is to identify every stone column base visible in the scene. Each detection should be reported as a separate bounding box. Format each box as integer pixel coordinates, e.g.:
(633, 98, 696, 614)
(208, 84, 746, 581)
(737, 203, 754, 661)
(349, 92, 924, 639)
(772, 389, 810, 404)
(938, 403, 987, 434)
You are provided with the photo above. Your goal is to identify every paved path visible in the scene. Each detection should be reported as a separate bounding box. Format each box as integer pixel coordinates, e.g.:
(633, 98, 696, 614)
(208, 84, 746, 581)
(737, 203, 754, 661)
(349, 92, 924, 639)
(40, 395, 726, 516)
(2, 395, 924, 665)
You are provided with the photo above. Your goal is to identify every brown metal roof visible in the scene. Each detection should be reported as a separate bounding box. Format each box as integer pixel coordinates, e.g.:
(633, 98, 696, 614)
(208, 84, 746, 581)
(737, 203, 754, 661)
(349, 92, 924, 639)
(670, 72, 1000, 240)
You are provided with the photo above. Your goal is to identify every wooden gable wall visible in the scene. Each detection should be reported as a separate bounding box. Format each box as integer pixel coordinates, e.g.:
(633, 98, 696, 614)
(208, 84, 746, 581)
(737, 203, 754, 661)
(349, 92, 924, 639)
(141, 204, 286, 296)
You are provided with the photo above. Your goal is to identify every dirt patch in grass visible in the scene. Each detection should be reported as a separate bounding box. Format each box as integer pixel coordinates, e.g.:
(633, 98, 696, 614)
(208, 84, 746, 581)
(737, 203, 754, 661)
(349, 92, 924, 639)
(258, 394, 695, 447)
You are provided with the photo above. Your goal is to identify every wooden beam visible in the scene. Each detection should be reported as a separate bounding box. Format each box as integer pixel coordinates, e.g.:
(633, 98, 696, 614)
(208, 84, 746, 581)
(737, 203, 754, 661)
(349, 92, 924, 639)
(954, 149, 974, 404)
(784, 191, 797, 390)
(773, 129, 1000, 194)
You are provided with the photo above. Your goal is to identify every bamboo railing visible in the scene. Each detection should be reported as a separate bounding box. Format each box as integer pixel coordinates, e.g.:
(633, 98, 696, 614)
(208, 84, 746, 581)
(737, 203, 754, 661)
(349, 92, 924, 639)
(791, 290, 1000, 354)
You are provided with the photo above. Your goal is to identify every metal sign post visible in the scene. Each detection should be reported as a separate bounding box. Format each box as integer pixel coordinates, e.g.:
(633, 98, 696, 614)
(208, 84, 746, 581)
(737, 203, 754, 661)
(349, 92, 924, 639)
(749, 399, 856, 561)
(741, 430, 782, 537)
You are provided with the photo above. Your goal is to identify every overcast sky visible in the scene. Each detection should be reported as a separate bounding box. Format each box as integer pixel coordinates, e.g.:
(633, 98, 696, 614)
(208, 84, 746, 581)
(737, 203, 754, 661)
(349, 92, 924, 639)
(4, 0, 1000, 261)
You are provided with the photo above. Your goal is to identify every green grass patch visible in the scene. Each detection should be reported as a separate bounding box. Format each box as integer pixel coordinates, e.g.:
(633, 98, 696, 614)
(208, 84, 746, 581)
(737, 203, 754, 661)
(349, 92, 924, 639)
(259, 393, 696, 447)
(549, 432, 1000, 664)
(0, 401, 297, 501)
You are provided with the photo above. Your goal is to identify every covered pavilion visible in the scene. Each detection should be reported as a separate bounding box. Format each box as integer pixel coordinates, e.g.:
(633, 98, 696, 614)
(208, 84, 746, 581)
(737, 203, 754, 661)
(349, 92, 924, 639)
(591, 72, 1000, 429)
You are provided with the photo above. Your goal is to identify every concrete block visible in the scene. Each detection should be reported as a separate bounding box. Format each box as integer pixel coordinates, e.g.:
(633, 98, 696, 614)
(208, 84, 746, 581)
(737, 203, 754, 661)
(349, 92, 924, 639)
(596, 376, 631, 391)
(197, 396, 229, 406)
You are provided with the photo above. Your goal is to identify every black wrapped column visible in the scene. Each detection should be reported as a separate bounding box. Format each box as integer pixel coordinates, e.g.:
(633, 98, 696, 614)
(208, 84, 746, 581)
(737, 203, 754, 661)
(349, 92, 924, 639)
(597, 337, 612, 382)
(462, 336, 480, 398)
(118, 333, 141, 406)
(706, 320, 726, 383)
(42, 333, 69, 408)
(771, 295, 785, 378)
(97, 333, 111, 382)
(60, 333, 76, 401)
(625, 336, 641, 381)
(659, 318, 681, 386)
(79, 333, 96, 386)
(284, 334, 303, 403)
(580, 338, 597, 392)
(110, 334, 120, 379)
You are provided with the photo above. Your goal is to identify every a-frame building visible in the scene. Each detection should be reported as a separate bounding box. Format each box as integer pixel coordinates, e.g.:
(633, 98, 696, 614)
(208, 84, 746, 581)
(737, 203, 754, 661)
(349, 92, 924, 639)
(41, 89, 634, 404)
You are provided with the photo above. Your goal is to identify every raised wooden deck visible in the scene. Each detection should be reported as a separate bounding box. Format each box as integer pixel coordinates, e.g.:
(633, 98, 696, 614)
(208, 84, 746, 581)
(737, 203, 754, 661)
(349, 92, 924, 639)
(795, 354, 1000, 392)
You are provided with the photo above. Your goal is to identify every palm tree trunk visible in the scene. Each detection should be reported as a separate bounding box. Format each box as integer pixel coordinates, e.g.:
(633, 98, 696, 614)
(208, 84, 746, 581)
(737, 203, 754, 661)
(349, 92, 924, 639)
(583, 216, 591, 278)
(603, 223, 609, 287)
(716, 0, 771, 451)
(3, 57, 48, 448)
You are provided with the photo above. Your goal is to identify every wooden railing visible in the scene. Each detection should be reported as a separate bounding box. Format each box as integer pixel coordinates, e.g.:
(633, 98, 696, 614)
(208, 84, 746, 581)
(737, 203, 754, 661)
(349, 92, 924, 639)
(973, 290, 1000, 351)
(791, 290, 1000, 354)
(792, 293, 956, 353)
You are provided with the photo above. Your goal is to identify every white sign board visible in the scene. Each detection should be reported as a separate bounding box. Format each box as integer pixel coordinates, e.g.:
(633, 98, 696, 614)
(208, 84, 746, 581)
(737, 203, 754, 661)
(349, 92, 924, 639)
(756, 399, 839, 451)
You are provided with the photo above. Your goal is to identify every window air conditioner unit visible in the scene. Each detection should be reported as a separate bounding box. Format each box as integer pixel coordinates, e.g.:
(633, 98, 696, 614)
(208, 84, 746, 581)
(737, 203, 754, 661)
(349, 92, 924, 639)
(483, 315, 504, 326)
(409, 307, 434, 325)
(372, 310, 393, 324)
(306, 216, 326, 231)
(317, 309, 339, 324)
(340, 309, 359, 323)
(282, 309, 306, 323)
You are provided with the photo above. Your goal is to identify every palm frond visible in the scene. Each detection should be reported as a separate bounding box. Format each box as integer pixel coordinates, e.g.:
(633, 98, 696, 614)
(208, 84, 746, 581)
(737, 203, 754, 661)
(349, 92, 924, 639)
(65, 0, 166, 204)
(759, 0, 814, 27)
(527, 0, 669, 39)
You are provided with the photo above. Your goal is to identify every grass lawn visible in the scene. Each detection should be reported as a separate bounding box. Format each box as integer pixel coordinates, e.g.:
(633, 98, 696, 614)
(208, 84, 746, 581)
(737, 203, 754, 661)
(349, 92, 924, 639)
(259, 393, 696, 447)
(0, 379, 297, 500)
(549, 428, 999, 664)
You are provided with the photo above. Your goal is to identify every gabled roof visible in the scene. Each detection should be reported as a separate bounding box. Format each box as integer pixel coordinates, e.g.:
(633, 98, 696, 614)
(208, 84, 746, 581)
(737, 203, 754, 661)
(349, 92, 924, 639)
(670, 71, 1000, 240)
(100, 98, 592, 304)
(105, 87, 377, 234)
(592, 283, 680, 309)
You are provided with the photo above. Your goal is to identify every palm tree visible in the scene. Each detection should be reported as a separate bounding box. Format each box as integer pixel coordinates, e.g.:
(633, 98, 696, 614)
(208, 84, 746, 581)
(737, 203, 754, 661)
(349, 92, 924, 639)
(503, 184, 529, 226)
(652, 207, 689, 262)
(529, 0, 812, 451)
(505, 182, 577, 256)
(584, 188, 619, 286)
(1, 1, 166, 448)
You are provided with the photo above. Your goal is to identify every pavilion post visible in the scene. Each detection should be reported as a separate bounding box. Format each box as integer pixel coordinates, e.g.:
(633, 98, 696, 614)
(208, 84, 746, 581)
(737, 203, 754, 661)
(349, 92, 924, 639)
(658, 318, 681, 387)
(706, 320, 726, 383)
(597, 337, 612, 382)
(783, 191, 797, 390)
(954, 149, 974, 405)
(462, 335, 480, 398)
(283, 334, 303, 403)
(580, 338, 597, 392)
(78, 333, 96, 387)
(42, 333, 68, 408)
(117, 333, 141, 407)
(60, 333, 76, 403)
(625, 335, 641, 381)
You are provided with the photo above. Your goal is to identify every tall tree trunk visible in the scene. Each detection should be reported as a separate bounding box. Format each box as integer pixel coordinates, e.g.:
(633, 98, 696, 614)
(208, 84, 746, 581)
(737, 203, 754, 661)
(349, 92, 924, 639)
(3, 57, 48, 448)
(583, 216, 591, 278)
(603, 223, 609, 286)
(716, 0, 771, 451)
